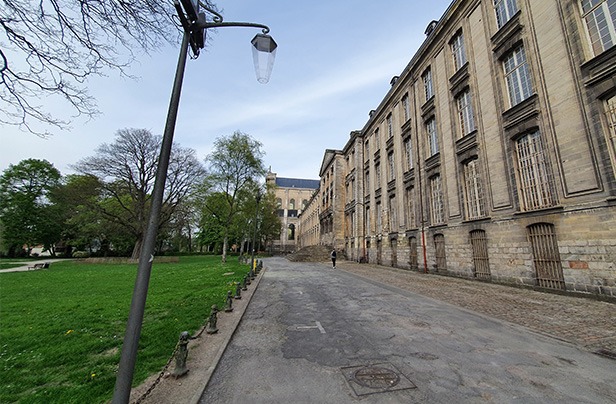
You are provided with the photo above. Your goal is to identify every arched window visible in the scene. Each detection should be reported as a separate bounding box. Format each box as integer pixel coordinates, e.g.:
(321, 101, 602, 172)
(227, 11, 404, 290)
(276, 198, 282, 208)
(289, 199, 295, 210)
(288, 224, 295, 240)
(302, 199, 308, 210)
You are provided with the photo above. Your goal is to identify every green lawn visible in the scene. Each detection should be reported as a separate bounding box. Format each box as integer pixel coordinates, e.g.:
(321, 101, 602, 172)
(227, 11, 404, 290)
(0, 256, 249, 403)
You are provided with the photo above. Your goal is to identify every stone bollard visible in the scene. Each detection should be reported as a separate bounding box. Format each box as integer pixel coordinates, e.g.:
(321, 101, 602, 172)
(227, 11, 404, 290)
(249, 266, 255, 280)
(171, 331, 190, 378)
(242, 275, 248, 291)
(206, 304, 219, 334)
(224, 290, 234, 312)
(234, 282, 242, 299)
(245, 273, 251, 286)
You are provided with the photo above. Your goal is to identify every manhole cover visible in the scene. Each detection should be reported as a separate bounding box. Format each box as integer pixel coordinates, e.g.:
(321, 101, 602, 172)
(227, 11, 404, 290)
(353, 366, 400, 389)
(341, 362, 416, 397)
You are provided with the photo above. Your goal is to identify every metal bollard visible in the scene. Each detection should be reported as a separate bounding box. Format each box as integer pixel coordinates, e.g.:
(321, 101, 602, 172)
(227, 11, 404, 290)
(242, 275, 248, 291)
(234, 281, 242, 299)
(206, 304, 219, 334)
(224, 290, 234, 312)
(171, 331, 190, 378)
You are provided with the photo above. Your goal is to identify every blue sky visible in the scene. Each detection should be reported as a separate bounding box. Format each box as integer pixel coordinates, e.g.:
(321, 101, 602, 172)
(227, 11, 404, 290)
(0, 1, 453, 180)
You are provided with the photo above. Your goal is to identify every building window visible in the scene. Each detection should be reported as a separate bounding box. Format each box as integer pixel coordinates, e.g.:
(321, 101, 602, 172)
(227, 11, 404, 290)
(288, 224, 295, 240)
(606, 96, 616, 176)
(375, 128, 381, 150)
(365, 169, 370, 192)
(462, 159, 486, 220)
(429, 175, 445, 225)
(408, 236, 418, 270)
(289, 199, 295, 210)
(515, 131, 556, 211)
(423, 68, 434, 101)
(387, 114, 394, 138)
(387, 152, 395, 181)
(389, 196, 397, 231)
(451, 31, 468, 71)
(470, 230, 491, 279)
(364, 140, 370, 161)
(402, 94, 410, 123)
(456, 89, 476, 137)
(375, 163, 381, 187)
(365, 206, 371, 235)
(403, 137, 413, 171)
(405, 186, 416, 228)
(581, 0, 616, 56)
(426, 118, 439, 156)
(503, 45, 533, 107)
(376, 202, 383, 233)
(494, 0, 519, 29)
(527, 223, 565, 290)
(302, 199, 308, 210)
(434, 234, 447, 271)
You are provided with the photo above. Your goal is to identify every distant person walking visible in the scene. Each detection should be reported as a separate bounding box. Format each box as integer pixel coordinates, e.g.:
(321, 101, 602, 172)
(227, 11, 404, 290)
(331, 249, 337, 269)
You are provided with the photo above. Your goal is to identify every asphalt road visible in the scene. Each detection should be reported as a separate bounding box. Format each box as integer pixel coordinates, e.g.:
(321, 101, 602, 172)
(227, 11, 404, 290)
(199, 257, 616, 403)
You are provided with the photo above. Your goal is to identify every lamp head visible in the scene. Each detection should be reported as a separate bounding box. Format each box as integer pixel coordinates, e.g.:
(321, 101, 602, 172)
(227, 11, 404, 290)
(251, 34, 277, 84)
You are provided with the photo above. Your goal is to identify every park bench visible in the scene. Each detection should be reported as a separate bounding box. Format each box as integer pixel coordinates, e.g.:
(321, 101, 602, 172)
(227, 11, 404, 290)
(28, 262, 49, 270)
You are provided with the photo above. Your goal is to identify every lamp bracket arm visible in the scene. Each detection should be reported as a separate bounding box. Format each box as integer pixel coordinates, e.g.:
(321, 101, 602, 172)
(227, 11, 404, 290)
(197, 21, 270, 34)
(198, 1, 223, 22)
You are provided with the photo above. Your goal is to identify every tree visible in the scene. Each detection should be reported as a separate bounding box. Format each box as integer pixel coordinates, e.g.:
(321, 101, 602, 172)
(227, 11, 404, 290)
(202, 131, 266, 263)
(74, 128, 206, 259)
(0, 0, 217, 136)
(0, 159, 61, 256)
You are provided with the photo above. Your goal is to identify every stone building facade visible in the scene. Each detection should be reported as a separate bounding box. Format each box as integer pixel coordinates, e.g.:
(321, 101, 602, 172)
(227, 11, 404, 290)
(298, 0, 616, 297)
(266, 171, 319, 253)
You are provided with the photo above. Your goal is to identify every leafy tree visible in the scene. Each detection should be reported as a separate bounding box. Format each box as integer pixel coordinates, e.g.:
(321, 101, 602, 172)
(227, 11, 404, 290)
(0, 0, 217, 136)
(74, 128, 205, 259)
(202, 131, 266, 263)
(0, 159, 62, 256)
(259, 184, 282, 252)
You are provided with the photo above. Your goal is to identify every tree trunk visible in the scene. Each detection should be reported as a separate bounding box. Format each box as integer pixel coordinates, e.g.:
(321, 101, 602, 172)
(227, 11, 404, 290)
(131, 238, 143, 260)
(221, 236, 228, 263)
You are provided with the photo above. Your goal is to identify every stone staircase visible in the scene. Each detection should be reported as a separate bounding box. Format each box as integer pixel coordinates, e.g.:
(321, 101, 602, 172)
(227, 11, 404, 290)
(286, 245, 332, 262)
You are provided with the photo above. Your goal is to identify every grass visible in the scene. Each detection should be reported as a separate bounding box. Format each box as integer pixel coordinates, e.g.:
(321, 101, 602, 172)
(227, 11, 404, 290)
(0, 256, 250, 403)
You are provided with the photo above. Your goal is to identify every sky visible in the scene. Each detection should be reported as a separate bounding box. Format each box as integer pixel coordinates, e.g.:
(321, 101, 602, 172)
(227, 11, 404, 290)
(0, 0, 454, 181)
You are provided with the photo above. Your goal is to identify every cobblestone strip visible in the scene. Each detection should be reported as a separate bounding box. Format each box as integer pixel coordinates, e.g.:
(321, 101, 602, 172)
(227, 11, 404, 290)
(339, 262, 616, 353)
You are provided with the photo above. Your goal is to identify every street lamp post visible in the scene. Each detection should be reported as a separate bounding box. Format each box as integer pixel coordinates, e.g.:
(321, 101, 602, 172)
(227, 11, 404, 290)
(250, 190, 262, 273)
(111, 2, 276, 403)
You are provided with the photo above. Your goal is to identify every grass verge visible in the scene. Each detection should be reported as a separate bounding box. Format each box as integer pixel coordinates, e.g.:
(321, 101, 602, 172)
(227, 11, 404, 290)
(0, 255, 249, 403)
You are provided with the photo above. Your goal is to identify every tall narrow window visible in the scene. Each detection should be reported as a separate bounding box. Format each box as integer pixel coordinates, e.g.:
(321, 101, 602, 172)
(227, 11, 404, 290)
(527, 223, 565, 290)
(389, 195, 397, 231)
(375, 128, 381, 150)
(581, 0, 616, 56)
(365, 169, 370, 192)
(451, 31, 468, 71)
(387, 152, 395, 181)
(429, 175, 445, 225)
(375, 163, 381, 188)
(365, 206, 371, 235)
(364, 140, 370, 161)
(503, 45, 533, 107)
(605, 96, 616, 177)
(494, 0, 519, 29)
(423, 68, 434, 101)
(405, 186, 416, 228)
(408, 236, 418, 270)
(456, 89, 476, 137)
(403, 137, 413, 171)
(402, 94, 410, 123)
(289, 199, 295, 210)
(376, 202, 382, 233)
(434, 234, 447, 271)
(387, 114, 394, 138)
(426, 118, 439, 156)
(470, 230, 491, 279)
(463, 159, 486, 219)
(515, 131, 556, 211)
